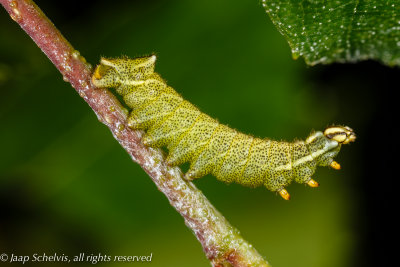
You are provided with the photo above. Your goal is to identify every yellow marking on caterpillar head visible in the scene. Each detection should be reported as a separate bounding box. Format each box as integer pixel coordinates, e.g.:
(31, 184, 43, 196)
(279, 188, 290, 200)
(324, 126, 356, 144)
(93, 65, 103, 80)
(92, 60, 119, 88)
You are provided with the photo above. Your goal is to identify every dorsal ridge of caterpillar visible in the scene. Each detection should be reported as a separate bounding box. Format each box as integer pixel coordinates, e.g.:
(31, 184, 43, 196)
(92, 55, 356, 200)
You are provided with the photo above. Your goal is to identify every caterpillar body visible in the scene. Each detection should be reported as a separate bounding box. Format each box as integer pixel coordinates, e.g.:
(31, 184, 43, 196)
(92, 55, 356, 200)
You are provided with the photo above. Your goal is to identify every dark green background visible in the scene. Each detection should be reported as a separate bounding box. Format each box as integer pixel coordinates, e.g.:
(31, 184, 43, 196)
(0, 1, 396, 266)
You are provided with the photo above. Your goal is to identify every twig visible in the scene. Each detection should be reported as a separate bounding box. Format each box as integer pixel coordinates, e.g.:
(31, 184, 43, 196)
(0, 0, 271, 266)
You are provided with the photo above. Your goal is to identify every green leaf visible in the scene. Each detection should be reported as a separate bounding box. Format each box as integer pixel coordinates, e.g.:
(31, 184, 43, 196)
(262, 0, 400, 66)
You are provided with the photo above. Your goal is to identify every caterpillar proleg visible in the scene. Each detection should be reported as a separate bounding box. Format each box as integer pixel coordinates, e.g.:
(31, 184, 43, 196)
(92, 55, 356, 200)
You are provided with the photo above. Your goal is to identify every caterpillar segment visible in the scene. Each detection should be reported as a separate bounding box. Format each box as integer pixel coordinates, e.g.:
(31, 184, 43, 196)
(92, 55, 356, 200)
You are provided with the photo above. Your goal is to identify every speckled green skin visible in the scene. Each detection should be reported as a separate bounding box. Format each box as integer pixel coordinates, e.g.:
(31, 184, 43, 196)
(92, 55, 342, 192)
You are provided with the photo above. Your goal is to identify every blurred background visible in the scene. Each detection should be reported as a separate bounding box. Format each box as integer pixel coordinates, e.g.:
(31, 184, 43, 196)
(0, 0, 396, 266)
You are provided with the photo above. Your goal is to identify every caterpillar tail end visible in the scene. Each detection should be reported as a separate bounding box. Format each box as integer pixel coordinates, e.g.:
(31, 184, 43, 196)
(278, 188, 291, 200)
(324, 126, 356, 144)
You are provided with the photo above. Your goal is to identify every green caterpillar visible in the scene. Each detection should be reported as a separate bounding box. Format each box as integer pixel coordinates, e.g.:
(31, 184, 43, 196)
(92, 55, 356, 200)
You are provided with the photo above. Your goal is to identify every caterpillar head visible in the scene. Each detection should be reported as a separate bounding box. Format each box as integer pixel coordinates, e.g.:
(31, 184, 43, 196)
(324, 126, 356, 144)
(92, 55, 157, 88)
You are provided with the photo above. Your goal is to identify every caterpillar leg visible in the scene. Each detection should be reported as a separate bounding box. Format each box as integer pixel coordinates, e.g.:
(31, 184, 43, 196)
(278, 188, 291, 200)
(330, 161, 341, 170)
(307, 178, 319, 187)
(184, 172, 202, 181)
(127, 113, 141, 129)
(278, 178, 318, 200)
